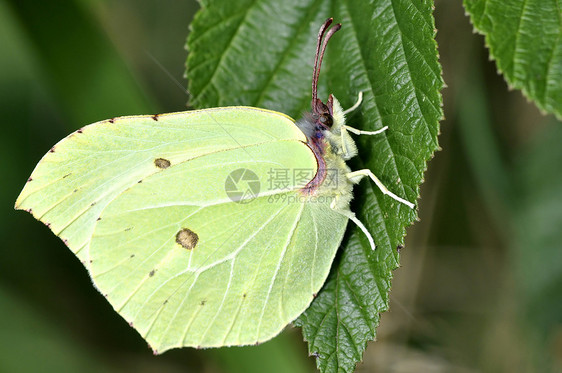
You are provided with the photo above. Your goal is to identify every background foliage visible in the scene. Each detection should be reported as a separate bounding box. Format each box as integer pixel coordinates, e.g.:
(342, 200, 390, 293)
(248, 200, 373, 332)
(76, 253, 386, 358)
(1, 0, 561, 372)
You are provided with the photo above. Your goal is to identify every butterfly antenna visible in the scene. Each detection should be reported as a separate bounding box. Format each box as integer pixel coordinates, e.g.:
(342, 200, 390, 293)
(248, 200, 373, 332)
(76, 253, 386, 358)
(311, 18, 341, 112)
(312, 18, 332, 107)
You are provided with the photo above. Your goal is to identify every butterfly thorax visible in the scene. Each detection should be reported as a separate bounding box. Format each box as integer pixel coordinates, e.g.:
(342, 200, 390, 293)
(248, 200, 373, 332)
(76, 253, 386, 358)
(297, 95, 355, 211)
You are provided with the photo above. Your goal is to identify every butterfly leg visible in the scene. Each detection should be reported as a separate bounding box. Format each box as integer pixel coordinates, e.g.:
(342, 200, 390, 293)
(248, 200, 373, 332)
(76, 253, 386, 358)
(347, 169, 415, 209)
(344, 125, 388, 136)
(336, 209, 376, 250)
(340, 126, 389, 158)
(342, 91, 363, 115)
(339, 94, 388, 158)
(340, 90, 388, 138)
(339, 92, 364, 157)
(330, 195, 338, 209)
(341, 91, 388, 136)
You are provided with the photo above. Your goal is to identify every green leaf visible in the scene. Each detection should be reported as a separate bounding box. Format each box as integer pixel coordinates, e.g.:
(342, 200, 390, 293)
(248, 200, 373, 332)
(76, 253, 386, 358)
(186, 0, 442, 371)
(464, 0, 562, 119)
(0, 286, 117, 373)
(6, 1, 157, 124)
(512, 122, 562, 370)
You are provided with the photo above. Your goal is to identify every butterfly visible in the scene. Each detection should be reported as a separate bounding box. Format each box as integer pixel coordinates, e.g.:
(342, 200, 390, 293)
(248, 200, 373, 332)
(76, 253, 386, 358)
(15, 18, 413, 353)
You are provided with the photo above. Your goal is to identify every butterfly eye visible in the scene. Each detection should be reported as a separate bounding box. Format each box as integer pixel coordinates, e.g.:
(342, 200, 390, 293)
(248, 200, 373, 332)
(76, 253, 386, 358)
(319, 113, 333, 127)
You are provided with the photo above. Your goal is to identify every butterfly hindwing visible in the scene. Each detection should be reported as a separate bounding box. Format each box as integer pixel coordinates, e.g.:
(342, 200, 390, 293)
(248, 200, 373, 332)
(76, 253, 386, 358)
(89, 136, 347, 350)
(16, 106, 348, 351)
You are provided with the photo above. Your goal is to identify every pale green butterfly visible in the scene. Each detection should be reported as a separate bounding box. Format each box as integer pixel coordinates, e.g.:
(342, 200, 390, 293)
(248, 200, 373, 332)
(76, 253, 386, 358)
(15, 18, 414, 353)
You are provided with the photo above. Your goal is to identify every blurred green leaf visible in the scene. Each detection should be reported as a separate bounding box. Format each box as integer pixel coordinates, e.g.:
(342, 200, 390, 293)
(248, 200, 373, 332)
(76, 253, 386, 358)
(512, 122, 562, 371)
(0, 285, 117, 373)
(7, 0, 156, 124)
(464, 0, 562, 119)
(206, 332, 312, 373)
(449, 6, 562, 368)
(186, 0, 442, 371)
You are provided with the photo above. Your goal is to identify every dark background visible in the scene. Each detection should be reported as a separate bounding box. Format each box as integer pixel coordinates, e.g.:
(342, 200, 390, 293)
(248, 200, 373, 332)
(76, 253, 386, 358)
(1, 1, 560, 372)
